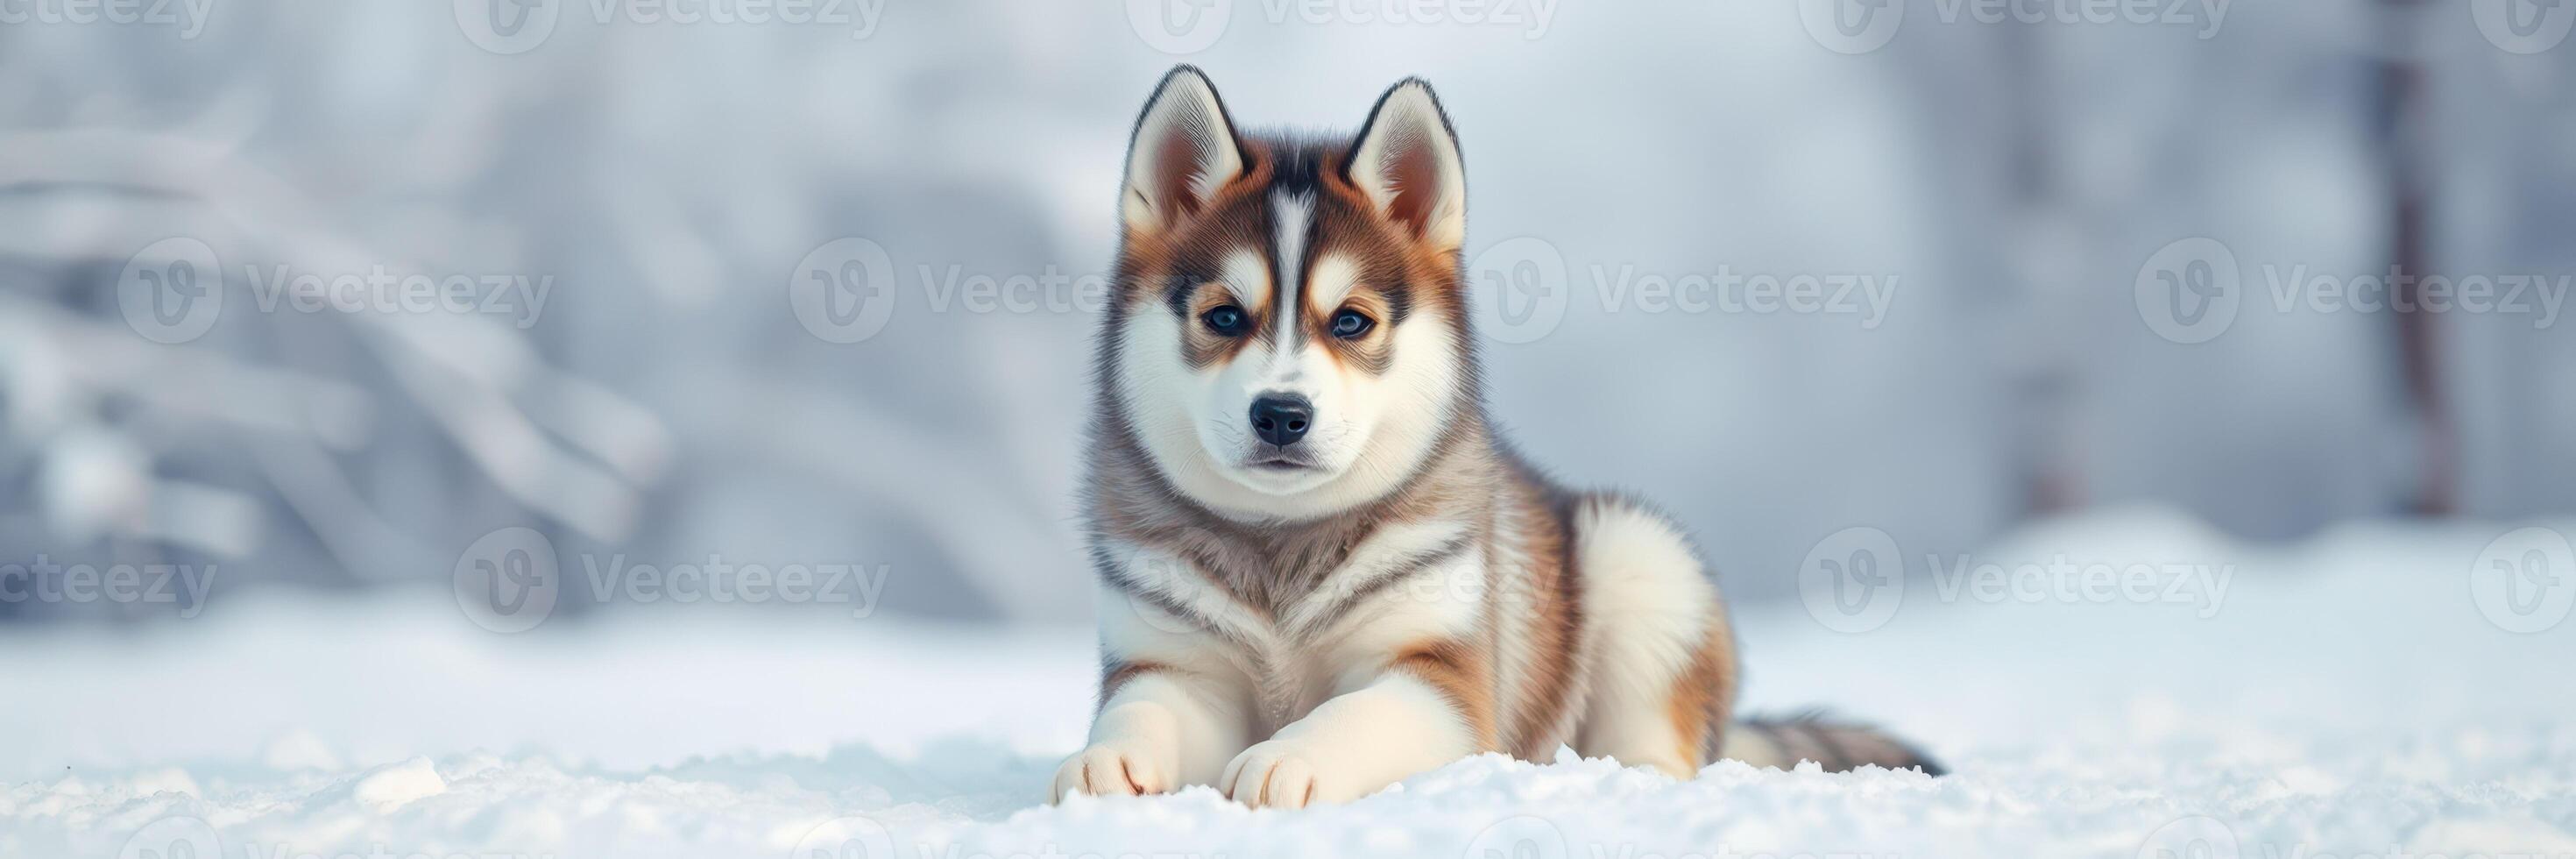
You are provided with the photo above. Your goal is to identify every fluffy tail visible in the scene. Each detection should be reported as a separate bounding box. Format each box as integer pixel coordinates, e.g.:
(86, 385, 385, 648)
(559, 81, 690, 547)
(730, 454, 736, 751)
(1722, 712, 1947, 776)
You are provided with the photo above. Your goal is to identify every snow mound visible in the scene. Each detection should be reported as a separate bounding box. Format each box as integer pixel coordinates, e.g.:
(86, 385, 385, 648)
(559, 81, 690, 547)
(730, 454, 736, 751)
(4, 510, 2573, 858)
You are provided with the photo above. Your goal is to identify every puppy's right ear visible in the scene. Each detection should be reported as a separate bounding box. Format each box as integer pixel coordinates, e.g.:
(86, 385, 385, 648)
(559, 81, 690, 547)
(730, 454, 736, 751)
(1122, 66, 1246, 236)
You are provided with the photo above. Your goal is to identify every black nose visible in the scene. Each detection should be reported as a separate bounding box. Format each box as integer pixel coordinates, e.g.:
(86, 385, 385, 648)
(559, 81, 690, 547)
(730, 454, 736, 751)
(1249, 395, 1313, 447)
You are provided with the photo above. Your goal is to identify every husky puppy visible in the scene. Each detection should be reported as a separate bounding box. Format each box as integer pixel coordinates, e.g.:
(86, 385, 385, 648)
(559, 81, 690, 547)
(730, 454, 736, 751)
(1054, 66, 1940, 808)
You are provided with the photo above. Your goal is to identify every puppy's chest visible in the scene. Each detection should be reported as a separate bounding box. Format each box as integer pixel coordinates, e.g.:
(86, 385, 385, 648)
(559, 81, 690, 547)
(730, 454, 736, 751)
(1200, 550, 1387, 659)
(1221, 585, 1397, 734)
(1219, 522, 1478, 643)
(1210, 532, 1489, 728)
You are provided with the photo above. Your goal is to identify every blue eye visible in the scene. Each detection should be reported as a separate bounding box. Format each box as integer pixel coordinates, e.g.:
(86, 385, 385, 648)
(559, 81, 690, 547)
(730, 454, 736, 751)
(1330, 309, 1375, 338)
(1202, 305, 1250, 335)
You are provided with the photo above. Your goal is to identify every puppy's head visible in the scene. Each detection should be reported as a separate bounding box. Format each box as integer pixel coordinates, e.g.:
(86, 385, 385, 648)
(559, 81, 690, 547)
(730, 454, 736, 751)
(1102, 67, 1475, 521)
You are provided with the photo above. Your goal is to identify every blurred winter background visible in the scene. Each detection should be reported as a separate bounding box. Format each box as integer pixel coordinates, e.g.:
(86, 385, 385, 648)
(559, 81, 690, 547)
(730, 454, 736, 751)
(6, 2, 2576, 855)
(4, 1, 2568, 626)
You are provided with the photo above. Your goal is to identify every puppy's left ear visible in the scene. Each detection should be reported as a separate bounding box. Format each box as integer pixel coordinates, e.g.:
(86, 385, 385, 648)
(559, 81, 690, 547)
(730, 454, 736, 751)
(1344, 78, 1466, 252)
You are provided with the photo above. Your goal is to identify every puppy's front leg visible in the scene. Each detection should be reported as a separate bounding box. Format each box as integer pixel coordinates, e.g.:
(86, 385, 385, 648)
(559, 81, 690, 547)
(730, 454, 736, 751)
(1052, 664, 1250, 801)
(1222, 642, 1490, 808)
(1052, 582, 1257, 802)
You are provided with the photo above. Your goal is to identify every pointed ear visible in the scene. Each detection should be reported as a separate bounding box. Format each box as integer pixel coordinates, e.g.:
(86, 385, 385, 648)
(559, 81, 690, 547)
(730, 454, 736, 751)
(1122, 65, 1247, 235)
(1344, 78, 1466, 252)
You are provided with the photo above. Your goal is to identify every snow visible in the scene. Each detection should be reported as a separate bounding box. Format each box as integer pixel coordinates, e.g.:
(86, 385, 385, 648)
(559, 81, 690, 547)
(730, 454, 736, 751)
(5, 508, 2574, 858)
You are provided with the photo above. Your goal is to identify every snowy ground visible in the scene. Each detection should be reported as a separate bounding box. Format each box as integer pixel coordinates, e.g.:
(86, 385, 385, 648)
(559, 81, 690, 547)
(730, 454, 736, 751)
(6, 508, 2575, 859)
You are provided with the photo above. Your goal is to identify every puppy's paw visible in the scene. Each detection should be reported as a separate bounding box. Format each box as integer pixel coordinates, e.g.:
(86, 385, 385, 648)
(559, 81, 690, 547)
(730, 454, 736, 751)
(1219, 741, 1339, 809)
(1049, 741, 1178, 803)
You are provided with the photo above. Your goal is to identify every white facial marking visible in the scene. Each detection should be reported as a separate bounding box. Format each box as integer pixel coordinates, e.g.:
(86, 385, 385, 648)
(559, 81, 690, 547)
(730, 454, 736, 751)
(1219, 249, 1267, 310)
(1306, 253, 1361, 315)
(1269, 191, 1314, 358)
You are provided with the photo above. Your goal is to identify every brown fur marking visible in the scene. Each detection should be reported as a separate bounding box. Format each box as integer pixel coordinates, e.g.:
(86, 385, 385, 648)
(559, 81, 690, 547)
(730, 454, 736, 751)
(1499, 476, 1584, 759)
(1667, 612, 1739, 767)
(1390, 638, 1499, 751)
